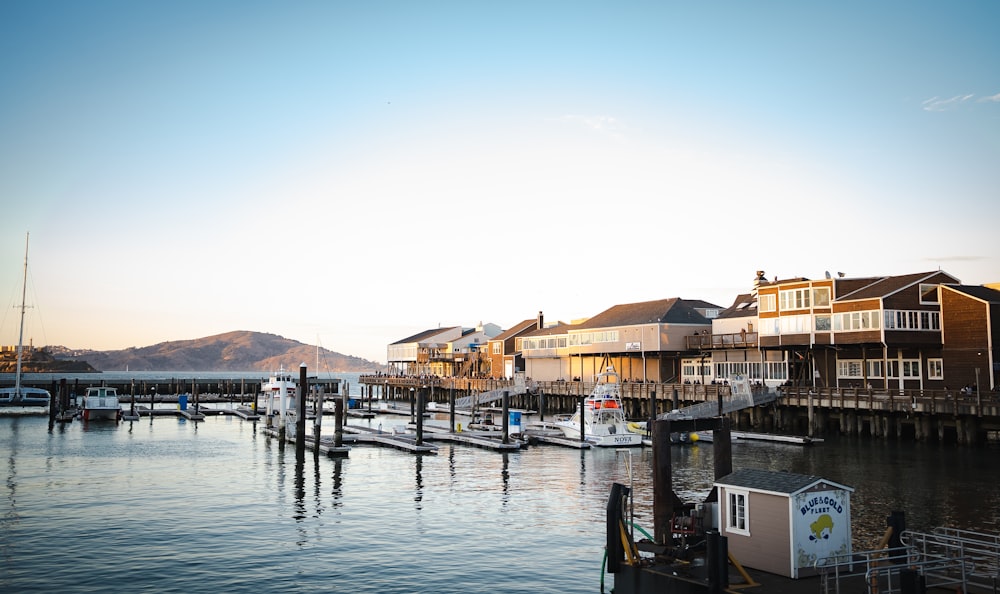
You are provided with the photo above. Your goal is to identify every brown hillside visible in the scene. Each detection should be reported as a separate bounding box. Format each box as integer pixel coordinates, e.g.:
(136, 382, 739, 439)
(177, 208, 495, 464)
(73, 331, 382, 372)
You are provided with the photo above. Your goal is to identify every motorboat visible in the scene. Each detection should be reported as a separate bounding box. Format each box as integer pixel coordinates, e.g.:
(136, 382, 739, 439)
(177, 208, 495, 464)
(80, 387, 122, 421)
(553, 366, 642, 447)
(261, 367, 298, 435)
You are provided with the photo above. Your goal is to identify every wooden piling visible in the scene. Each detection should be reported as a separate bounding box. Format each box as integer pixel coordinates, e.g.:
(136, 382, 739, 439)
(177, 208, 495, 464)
(296, 364, 307, 460)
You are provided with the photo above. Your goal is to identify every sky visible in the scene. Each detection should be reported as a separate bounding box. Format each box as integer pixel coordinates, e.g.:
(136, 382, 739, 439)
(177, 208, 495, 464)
(1, 1, 998, 365)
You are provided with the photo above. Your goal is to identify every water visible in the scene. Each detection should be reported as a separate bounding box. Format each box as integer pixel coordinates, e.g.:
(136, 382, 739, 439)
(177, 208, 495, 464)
(2, 414, 998, 593)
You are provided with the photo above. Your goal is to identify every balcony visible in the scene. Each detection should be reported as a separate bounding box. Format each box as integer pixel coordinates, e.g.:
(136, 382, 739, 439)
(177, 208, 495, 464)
(686, 331, 759, 350)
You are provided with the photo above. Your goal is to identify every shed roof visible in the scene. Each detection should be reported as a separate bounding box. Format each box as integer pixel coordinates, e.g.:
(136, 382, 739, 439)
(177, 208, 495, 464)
(716, 468, 853, 495)
(391, 326, 461, 345)
(944, 285, 1000, 304)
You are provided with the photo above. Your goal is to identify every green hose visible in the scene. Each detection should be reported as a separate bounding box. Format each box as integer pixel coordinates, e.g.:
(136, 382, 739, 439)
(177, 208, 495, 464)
(602, 523, 652, 593)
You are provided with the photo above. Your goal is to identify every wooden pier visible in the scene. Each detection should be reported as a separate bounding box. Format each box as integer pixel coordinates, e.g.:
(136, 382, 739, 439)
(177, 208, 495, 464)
(360, 375, 1000, 445)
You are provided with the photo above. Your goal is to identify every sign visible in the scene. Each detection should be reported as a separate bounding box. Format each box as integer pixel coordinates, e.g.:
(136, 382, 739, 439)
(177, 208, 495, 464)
(625, 342, 642, 351)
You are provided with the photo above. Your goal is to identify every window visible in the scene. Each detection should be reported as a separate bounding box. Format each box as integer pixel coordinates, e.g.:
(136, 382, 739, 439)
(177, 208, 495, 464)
(815, 315, 831, 331)
(928, 358, 943, 380)
(884, 310, 940, 330)
(727, 490, 749, 535)
(492, 342, 502, 355)
(779, 288, 811, 311)
(813, 287, 831, 307)
(759, 294, 776, 313)
(886, 359, 921, 379)
(834, 311, 881, 331)
(919, 283, 939, 305)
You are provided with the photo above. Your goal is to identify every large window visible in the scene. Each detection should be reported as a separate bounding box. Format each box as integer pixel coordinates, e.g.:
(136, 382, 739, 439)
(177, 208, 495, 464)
(759, 294, 776, 313)
(834, 311, 881, 331)
(813, 287, 831, 307)
(884, 310, 940, 331)
(779, 288, 811, 311)
(727, 490, 749, 535)
(837, 360, 885, 379)
(779, 314, 812, 334)
(886, 359, 921, 379)
(919, 283, 939, 305)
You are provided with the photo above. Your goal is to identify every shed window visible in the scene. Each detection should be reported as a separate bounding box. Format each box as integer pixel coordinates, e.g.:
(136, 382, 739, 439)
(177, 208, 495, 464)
(727, 490, 750, 536)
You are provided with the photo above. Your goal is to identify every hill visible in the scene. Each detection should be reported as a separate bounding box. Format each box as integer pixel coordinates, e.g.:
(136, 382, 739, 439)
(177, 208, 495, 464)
(58, 331, 383, 373)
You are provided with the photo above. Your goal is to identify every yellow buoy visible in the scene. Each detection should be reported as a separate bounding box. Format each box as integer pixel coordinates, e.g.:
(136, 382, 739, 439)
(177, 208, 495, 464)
(689, 432, 699, 442)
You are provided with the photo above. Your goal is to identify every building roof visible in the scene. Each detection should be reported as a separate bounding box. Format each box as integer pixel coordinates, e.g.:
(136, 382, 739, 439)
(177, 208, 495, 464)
(717, 293, 757, 319)
(836, 271, 960, 301)
(944, 285, 1000, 304)
(716, 468, 853, 495)
(521, 321, 574, 337)
(491, 319, 539, 341)
(572, 298, 712, 330)
(391, 326, 461, 345)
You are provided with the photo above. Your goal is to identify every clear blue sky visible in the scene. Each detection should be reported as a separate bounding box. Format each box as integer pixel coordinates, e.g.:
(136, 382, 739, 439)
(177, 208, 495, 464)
(2, 1, 998, 365)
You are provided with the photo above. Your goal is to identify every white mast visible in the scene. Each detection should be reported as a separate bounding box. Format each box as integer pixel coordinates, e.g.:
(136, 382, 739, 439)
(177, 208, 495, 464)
(14, 232, 29, 400)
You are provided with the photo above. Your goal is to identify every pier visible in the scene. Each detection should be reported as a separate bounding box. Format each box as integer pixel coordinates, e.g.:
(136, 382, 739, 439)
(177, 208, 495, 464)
(360, 374, 1000, 445)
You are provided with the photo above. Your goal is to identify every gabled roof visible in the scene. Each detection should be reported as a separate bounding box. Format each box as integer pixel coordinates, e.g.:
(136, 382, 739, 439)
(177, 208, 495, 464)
(391, 326, 461, 345)
(572, 298, 712, 330)
(491, 319, 539, 341)
(521, 322, 574, 337)
(716, 468, 853, 495)
(943, 285, 1000, 305)
(718, 293, 757, 319)
(836, 271, 960, 301)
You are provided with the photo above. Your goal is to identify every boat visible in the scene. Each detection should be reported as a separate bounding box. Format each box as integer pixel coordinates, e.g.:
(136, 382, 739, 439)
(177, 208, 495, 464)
(80, 387, 122, 421)
(0, 233, 50, 415)
(261, 367, 298, 435)
(552, 366, 642, 447)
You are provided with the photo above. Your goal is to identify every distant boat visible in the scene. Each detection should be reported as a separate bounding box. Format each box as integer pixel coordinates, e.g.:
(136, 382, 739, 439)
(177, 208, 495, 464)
(80, 387, 122, 422)
(0, 233, 50, 414)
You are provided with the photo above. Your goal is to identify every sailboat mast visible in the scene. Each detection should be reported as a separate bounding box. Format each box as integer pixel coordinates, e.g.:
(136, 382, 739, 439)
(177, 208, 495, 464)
(14, 232, 29, 398)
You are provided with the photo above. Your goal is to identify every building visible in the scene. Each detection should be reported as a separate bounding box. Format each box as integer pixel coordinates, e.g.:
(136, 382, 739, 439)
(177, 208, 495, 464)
(520, 298, 719, 382)
(386, 323, 502, 377)
(485, 313, 543, 379)
(939, 285, 1000, 393)
(715, 468, 853, 579)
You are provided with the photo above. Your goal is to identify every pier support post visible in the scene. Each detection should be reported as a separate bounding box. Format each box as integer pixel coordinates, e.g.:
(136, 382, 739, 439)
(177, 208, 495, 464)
(314, 386, 324, 456)
(502, 391, 510, 445)
(449, 386, 456, 432)
(296, 364, 307, 460)
(416, 389, 424, 446)
(578, 396, 586, 444)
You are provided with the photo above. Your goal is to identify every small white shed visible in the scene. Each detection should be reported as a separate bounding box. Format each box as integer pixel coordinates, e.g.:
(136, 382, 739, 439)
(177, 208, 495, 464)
(715, 468, 853, 579)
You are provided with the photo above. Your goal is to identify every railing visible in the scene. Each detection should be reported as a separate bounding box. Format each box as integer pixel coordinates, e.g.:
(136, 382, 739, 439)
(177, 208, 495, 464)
(685, 332, 759, 350)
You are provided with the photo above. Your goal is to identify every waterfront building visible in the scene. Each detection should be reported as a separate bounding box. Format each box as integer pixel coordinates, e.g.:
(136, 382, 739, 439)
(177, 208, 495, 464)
(939, 284, 1000, 393)
(386, 323, 502, 376)
(383, 269, 997, 391)
(484, 314, 542, 379)
(519, 298, 719, 382)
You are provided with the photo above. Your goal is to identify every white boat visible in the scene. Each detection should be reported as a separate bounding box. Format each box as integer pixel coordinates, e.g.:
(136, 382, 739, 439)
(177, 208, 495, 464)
(0, 233, 50, 415)
(553, 366, 642, 447)
(261, 367, 298, 435)
(80, 387, 122, 421)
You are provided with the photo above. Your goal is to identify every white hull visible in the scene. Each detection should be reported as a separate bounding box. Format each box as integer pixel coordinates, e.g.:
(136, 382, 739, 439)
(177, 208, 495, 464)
(555, 422, 643, 447)
(82, 407, 121, 421)
(81, 387, 121, 422)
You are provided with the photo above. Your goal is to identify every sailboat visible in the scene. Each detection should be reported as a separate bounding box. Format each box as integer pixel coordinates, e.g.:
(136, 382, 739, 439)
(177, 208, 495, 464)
(0, 233, 52, 414)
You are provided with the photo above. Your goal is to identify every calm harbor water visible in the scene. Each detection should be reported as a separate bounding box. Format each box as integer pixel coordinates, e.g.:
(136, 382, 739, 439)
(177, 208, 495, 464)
(2, 386, 999, 592)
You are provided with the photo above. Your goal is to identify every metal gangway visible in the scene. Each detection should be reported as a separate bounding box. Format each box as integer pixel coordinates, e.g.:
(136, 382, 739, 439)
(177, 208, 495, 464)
(454, 373, 533, 410)
(814, 527, 999, 593)
(659, 376, 777, 421)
